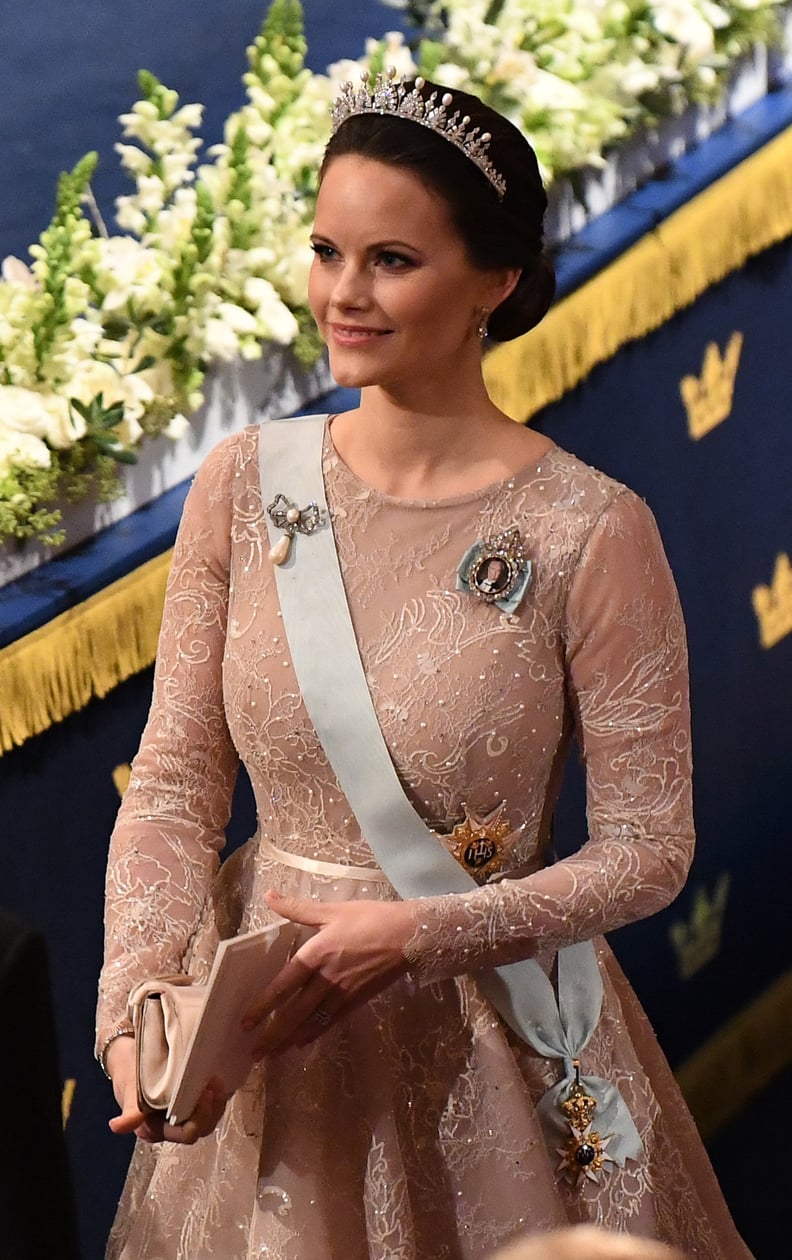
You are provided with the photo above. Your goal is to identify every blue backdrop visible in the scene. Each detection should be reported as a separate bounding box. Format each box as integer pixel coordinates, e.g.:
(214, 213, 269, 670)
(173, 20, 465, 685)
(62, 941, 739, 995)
(1, 1, 408, 267)
(536, 235, 792, 1066)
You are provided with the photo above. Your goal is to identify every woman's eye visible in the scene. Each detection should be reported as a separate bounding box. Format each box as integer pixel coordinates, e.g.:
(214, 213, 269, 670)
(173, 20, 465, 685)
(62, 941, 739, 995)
(378, 251, 413, 269)
(310, 242, 337, 261)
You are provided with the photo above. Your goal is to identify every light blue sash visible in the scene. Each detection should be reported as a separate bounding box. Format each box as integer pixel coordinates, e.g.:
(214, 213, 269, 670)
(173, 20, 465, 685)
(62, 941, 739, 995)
(258, 414, 641, 1166)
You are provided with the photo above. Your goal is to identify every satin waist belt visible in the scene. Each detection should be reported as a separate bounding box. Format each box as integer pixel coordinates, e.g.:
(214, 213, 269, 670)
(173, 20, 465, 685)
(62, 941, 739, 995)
(258, 834, 539, 885)
(259, 835, 391, 883)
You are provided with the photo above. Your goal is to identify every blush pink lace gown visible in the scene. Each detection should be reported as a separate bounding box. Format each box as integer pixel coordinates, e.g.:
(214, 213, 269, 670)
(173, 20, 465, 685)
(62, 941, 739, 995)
(97, 420, 751, 1259)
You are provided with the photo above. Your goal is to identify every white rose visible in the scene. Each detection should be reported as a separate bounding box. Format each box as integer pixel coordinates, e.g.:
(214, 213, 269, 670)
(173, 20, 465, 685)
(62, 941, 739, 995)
(69, 361, 127, 409)
(0, 385, 79, 449)
(0, 429, 52, 471)
(136, 359, 176, 402)
(653, 0, 716, 61)
(68, 361, 148, 443)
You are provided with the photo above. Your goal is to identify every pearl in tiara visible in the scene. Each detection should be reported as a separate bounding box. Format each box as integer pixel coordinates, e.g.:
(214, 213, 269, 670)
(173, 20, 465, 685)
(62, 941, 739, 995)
(330, 69, 507, 201)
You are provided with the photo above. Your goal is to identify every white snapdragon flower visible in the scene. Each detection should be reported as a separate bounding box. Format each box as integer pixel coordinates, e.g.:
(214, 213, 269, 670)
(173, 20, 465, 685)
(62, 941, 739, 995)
(172, 103, 204, 131)
(364, 32, 417, 77)
(115, 143, 153, 176)
(432, 62, 474, 90)
(160, 151, 197, 189)
(700, 0, 732, 28)
(94, 237, 169, 313)
(156, 187, 199, 251)
(118, 101, 160, 135)
(203, 317, 242, 362)
(246, 83, 278, 119)
(114, 201, 148, 237)
(133, 174, 168, 215)
(215, 301, 259, 336)
(269, 234, 312, 308)
(526, 68, 591, 114)
(1, 257, 37, 289)
(597, 57, 665, 98)
(164, 412, 190, 441)
(324, 58, 366, 90)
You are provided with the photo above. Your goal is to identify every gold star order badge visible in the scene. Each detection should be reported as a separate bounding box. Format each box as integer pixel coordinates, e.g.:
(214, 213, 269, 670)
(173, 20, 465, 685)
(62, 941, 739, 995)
(556, 1124, 615, 1187)
(440, 802, 522, 884)
(556, 1061, 615, 1187)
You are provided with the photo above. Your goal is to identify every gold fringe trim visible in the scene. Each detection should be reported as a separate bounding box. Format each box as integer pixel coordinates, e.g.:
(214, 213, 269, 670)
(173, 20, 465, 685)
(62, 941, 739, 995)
(484, 125, 792, 423)
(0, 550, 172, 755)
(676, 965, 792, 1140)
(2, 128, 792, 749)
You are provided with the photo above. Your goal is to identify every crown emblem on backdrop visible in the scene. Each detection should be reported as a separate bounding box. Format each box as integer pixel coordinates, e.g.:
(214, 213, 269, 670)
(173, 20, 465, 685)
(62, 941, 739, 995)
(752, 552, 792, 649)
(669, 874, 730, 980)
(331, 71, 507, 200)
(112, 763, 132, 797)
(680, 332, 743, 440)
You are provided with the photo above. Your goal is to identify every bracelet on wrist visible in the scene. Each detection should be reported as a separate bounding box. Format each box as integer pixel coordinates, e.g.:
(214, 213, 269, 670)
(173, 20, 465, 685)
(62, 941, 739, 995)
(96, 1026, 134, 1078)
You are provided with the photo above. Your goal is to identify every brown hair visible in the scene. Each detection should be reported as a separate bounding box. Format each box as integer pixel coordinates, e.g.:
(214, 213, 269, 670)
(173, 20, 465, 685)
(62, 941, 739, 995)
(321, 80, 556, 341)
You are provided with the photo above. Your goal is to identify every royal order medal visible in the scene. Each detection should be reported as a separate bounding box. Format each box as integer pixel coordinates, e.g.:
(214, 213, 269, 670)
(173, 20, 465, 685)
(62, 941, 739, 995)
(556, 1060, 615, 1187)
(440, 803, 521, 884)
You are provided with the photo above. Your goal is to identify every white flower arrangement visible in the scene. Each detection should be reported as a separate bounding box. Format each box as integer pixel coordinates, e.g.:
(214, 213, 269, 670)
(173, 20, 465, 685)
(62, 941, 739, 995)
(0, 0, 784, 547)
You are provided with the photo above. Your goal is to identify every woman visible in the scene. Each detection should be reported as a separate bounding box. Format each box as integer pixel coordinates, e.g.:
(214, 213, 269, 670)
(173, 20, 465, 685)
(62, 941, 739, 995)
(98, 75, 751, 1258)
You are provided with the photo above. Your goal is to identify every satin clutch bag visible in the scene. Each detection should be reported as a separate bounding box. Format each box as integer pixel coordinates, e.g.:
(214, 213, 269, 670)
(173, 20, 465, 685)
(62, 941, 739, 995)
(129, 976, 207, 1114)
(127, 920, 306, 1124)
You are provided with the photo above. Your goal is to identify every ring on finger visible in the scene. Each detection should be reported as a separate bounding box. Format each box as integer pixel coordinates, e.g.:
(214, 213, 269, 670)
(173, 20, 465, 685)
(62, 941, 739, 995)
(313, 1005, 331, 1027)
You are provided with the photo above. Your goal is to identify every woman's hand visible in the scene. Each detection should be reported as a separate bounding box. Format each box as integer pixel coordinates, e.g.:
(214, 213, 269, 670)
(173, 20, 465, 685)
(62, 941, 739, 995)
(105, 1033, 228, 1145)
(243, 889, 415, 1055)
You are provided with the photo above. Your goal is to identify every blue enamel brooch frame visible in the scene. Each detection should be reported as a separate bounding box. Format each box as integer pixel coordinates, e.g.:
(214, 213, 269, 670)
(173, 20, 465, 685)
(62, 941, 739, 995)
(457, 526, 532, 614)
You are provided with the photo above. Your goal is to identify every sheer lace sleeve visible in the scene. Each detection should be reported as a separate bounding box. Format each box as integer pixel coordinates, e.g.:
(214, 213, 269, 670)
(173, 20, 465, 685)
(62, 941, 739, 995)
(404, 490, 694, 982)
(95, 438, 241, 1053)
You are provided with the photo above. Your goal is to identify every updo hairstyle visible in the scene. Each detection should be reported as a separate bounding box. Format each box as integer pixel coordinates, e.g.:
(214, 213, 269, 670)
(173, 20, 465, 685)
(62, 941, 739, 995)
(321, 79, 556, 342)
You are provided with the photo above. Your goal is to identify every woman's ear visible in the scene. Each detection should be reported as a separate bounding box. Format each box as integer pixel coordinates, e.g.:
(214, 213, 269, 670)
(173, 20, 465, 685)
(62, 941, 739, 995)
(485, 266, 522, 314)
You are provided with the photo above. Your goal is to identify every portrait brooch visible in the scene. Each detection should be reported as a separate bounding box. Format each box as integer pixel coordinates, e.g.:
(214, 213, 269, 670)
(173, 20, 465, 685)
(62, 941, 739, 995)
(457, 526, 532, 614)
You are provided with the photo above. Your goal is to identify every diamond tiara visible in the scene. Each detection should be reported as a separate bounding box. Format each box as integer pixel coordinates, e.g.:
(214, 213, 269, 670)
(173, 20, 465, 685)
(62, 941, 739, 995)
(330, 71, 507, 200)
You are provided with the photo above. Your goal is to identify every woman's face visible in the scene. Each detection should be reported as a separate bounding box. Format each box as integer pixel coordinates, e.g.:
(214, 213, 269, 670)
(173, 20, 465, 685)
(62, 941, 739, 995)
(308, 154, 513, 397)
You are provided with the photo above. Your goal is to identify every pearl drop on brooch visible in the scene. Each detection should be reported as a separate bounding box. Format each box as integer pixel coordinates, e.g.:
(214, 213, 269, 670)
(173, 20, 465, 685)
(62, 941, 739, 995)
(269, 534, 292, 566)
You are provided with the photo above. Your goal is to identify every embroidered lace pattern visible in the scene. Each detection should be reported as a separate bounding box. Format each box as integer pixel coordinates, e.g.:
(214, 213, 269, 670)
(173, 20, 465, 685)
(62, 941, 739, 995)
(98, 423, 750, 1259)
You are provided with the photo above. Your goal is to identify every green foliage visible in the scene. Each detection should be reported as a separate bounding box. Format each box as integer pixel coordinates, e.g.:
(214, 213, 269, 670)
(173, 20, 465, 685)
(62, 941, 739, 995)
(29, 154, 97, 378)
(70, 394, 139, 465)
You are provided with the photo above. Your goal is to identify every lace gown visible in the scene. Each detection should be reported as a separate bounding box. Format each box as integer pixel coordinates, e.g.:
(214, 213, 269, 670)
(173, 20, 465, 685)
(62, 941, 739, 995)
(97, 419, 750, 1259)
